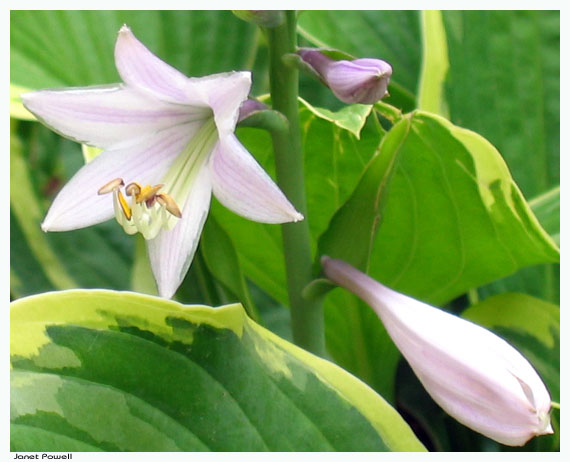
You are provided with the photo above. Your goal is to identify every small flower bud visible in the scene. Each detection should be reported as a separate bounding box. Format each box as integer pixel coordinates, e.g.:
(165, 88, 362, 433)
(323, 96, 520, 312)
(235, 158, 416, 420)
(321, 257, 554, 446)
(298, 49, 392, 104)
(238, 98, 269, 123)
(233, 10, 285, 28)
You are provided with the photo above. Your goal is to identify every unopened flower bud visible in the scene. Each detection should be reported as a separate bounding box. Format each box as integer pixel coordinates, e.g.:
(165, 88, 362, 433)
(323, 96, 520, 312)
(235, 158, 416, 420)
(321, 257, 554, 446)
(238, 98, 269, 123)
(298, 49, 392, 104)
(233, 10, 285, 28)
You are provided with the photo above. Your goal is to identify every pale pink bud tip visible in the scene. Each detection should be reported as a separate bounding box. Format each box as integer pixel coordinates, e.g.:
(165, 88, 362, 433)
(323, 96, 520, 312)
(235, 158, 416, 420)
(299, 49, 392, 104)
(321, 256, 554, 447)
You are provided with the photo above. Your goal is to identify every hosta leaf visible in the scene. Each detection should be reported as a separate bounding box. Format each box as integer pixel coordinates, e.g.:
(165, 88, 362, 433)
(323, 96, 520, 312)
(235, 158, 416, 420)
(442, 11, 560, 304)
(320, 110, 559, 402)
(327, 110, 560, 304)
(10, 290, 425, 452)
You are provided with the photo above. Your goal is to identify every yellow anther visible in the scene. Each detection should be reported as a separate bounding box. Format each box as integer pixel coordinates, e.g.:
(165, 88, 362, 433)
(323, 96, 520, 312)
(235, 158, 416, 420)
(98, 178, 124, 195)
(136, 184, 164, 204)
(117, 190, 132, 220)
(156, 193, 182, 218)
(125, 182, 141, 197)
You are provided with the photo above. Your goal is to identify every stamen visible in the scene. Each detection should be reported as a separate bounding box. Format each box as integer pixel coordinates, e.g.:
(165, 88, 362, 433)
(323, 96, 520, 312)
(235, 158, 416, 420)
(156, 193, 182, 218)
(98, 178, 124, 195)
(125, 182, 141, 197)
(98, 117, 218, 240)
(117, 190, 132, 220)
(136, 184, 163, 203)
(101, 178, 181, 240)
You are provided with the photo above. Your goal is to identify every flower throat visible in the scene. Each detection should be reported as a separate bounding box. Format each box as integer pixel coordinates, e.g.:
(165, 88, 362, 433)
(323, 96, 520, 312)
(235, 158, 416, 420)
(98, 118, 218, 239)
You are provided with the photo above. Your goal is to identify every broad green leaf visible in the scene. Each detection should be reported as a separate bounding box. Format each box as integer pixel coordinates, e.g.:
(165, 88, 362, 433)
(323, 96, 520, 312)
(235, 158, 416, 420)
(10, 11, 258, 90)
(320, 110, 559, 402)
(477, 186, 560, 304)
(370, 111, 558, 304)
(317, 115, 407, 270)
(417, 11, 449, 116)
(297, 10, 421, 110)
(442, 11, 560, 304)
(321, 110, 559, 304)
(10, 290, 425, 452)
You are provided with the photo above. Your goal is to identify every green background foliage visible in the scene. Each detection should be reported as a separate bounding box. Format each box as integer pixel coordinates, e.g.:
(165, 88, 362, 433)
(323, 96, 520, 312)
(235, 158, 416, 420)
(10, 10, 559, 452)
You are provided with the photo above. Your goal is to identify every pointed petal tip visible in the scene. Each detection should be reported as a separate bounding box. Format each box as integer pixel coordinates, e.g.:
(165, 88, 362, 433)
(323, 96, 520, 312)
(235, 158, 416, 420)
(119, 24, 131, 35)
(20, 91, 31, 103)
(19, 91, 39, 112)
(292, 211, 304, 222)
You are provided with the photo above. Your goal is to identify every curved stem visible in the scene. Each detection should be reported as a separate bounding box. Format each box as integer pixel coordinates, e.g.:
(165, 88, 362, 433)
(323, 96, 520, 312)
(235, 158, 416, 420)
(265, 11, 325, 356)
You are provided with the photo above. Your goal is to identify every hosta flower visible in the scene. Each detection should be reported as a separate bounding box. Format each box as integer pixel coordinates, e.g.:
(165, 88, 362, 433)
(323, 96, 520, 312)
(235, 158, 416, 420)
(22, 26, 303, 299)
(298, 49, 392, 104)
(321, 257, 553, 446)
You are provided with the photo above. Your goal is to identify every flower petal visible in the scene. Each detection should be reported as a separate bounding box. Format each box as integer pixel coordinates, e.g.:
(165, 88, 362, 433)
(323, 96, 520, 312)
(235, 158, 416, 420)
(41, 125, 194, 232)
(21, 85, 207, 149)
(115, 27, 251, 131)
(209, 135, 303, 223)
(189, 72, 252, 136)
(147, 167, 213, 299)
(114, 25, 197, 104)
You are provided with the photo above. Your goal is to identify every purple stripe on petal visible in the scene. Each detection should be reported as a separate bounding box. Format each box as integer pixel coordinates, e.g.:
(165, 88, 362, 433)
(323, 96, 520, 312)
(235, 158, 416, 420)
(22, 86, 209, 149)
